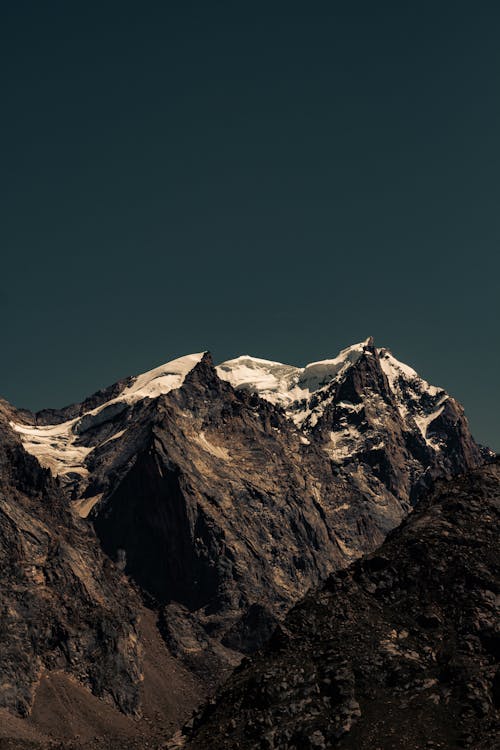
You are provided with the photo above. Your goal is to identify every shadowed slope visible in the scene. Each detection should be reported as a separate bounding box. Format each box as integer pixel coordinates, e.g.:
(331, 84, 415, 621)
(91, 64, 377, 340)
(186, 460, 500, 750)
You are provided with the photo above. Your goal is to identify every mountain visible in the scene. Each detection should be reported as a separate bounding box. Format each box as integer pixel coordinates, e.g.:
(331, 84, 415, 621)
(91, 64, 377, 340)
(4, 338, 485, 691)
(217, 337, 483, 503)
(183, 459, 500, 750)
(0, 408, 205, 748)
(0, 405, 141, 718)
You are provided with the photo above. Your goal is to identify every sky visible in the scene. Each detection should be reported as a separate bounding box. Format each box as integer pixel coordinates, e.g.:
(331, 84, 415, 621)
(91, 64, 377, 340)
(0, 1, 498, 450)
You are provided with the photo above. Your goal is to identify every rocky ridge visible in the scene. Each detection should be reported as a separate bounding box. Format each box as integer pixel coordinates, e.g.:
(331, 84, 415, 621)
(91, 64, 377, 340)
(5, 339, 486, 684)
(0, 408, 204, 748)
(185, 460, 500, 750)
(0, 408, 142, 718)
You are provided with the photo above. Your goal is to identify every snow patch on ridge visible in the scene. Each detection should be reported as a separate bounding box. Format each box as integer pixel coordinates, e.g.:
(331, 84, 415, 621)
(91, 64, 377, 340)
(379, 350, 441, 397)
(11, 352, 205, 479)
(414, 402, 447, 446)
(12, 420, 92, 478)
(216, 356, 300, 406)
(217, 338, 372, 424)
(379, 349, 448, 445)
(120, 352, 206, 403)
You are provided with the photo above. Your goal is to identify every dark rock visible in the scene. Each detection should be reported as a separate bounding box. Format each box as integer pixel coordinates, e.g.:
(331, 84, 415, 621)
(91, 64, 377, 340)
(0, 412, 142, 717)
(185, 461, 500, 749)
(0, 341, 491, 744)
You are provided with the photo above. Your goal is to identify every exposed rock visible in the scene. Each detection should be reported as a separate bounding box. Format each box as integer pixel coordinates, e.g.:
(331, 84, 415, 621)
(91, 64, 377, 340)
(0, 411, 204, 747)
(0, 411, 142, 718)
(88, 345, 485, 679)
(185, 460, 500, 749)
(1, 340, 490, 735)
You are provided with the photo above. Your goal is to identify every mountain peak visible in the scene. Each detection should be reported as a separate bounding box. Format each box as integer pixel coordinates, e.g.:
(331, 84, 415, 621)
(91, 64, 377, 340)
(125, 351, 207, 402)
(8, 351, 207, 487)
(8, 341, 481, 507)
(216, 339, 376, 408)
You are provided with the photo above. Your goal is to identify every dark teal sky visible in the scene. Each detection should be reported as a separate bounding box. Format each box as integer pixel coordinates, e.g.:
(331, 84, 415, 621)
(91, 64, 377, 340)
(1, 1, 498, 449)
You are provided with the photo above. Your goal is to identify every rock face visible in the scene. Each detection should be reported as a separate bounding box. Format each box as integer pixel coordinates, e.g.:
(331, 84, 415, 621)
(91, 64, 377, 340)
(6, 339, 486, 683)
(0, 408, 205, 747)
(0, 409, 142, 718)
(218, 340, 484, 506)
(185, 460, 500, 750)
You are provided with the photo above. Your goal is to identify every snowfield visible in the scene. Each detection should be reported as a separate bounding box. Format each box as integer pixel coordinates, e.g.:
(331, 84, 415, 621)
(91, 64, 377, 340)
(11, 341, 450, 503)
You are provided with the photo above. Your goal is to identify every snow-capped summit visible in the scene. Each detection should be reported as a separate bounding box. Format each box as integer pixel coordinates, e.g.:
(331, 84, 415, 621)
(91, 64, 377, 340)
(0, 338, 488, 743)
(217, 337, 447, 437)
(120, 351, 207, 403)
(217, 338, 482, 485)
(8, 339, 483, 523)
(216, 337, 374, 412)
(10, 352, 206, 509)
(297, 336, 373, 391)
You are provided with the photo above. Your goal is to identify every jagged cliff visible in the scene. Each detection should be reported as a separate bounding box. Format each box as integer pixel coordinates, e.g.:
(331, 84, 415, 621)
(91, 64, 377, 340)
(0, 338, 490, 750)
(0, 409, 142, 718)
(185, 460, 500, 750)
(0, 410, 203, 748)
(6, 340, 485, 687)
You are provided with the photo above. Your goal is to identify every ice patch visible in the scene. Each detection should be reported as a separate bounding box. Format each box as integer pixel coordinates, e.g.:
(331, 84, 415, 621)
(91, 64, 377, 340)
(11, 352, 206, 481)
(379, 350, 441, 397)
(217, 339, 372, 425)
(414, 402, 446, 445)
(11, 419, 92, 478)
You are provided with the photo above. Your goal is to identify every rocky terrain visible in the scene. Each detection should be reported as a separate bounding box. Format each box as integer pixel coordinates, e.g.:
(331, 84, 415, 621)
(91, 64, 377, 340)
(7, 340, 485, 674)
(0, 407, 142, 718)
(0, 410, 203, 748)
(0, 338, 491, 747)
(185, 459, 500, 750)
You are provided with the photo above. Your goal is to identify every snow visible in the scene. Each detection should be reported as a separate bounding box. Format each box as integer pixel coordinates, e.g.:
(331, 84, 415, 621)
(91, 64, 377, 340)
(11, 339, 452, 489)
(298, 338, 370, 391)
(216, 356, 301, 406)
(325, 425, 361, 459)
(11, 352, 206, 481)
(414, 402, 446, 445)
(219, 340, 453, 462)
(337, 401, 364, 413)
(217, 339, 371, 422)
(379, 349, 448, 446)
(12, 419, 92, 478)
(120, 352, 205, 403)
(196, 431, 231, 460)
(100, 428, 127, 446)
(379, 349, 441, 396)
(73, 493, 103, 518)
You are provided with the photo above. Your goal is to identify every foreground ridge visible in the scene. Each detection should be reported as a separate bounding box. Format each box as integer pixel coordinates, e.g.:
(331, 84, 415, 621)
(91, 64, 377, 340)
(0, 339, 491, 748)
(185, 460, 500, 750)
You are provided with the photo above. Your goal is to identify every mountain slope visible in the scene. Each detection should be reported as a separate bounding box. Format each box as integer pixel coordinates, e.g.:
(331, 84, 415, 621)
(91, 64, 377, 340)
(5, 340, 485, 684)
(185, 459, 500, 750)
(218, 338, 482, 504)
(0, 408, 142, 718)
(0, 409, 204, 747)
